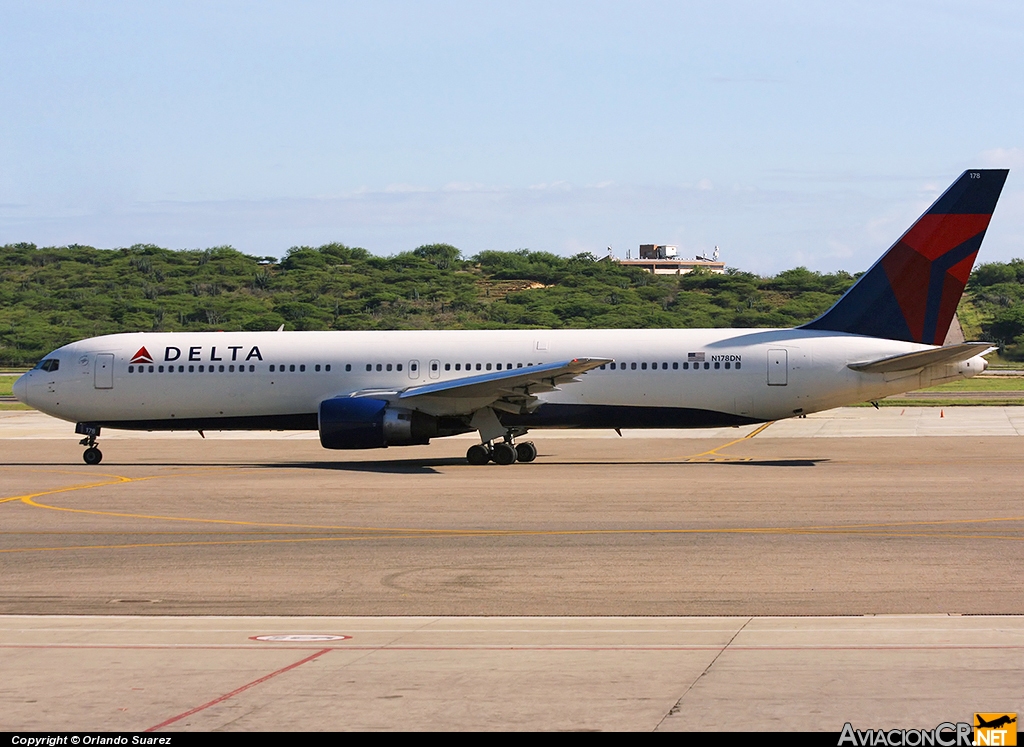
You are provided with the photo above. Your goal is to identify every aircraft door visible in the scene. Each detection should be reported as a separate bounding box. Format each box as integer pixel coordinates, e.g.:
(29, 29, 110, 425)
(408, 360, 420, 379)
(94, 354, 114, 389)
(429, 359, 441, 379)
(767, 349, 788, 386)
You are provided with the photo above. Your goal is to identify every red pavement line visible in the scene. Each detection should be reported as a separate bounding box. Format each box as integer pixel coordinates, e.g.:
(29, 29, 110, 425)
(3, 643, 1024, 652)
(145, 647, 332, 732)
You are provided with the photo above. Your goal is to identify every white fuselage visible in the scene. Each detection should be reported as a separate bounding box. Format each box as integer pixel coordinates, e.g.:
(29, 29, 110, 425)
(14, 328, 985, 431)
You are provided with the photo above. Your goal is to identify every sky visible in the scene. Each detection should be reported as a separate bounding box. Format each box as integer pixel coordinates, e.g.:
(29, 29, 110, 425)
(1, 0, 1022, 274)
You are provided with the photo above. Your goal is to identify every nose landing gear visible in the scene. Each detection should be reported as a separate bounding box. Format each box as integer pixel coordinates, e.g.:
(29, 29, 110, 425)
(80, 437, 103, 465)
(75, 423, 103, 465)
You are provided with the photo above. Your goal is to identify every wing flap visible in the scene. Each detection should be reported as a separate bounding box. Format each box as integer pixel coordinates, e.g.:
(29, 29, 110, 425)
(848, 342, 994, 374)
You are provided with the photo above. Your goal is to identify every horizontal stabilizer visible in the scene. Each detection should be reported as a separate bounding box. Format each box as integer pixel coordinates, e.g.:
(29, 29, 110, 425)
(847, 342, 995, 374)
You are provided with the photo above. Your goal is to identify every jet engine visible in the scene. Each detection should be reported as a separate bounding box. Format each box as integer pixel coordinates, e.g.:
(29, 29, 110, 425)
(318, 397, 466, 449)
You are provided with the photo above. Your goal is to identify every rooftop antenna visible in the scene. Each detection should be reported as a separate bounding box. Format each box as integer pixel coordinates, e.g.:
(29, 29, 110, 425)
(713, 245, 720, 261)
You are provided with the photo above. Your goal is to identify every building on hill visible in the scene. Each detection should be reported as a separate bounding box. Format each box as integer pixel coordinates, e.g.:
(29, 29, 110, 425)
(617, 244, 726, 275)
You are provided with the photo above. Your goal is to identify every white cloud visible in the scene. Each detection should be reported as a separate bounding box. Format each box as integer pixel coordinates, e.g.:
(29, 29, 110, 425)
(5, 177, 1020, 275)
(979, 148, 1024, 169)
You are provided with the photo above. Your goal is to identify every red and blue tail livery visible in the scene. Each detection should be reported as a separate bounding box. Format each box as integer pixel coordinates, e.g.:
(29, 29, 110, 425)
(803, 169, 1009, 344)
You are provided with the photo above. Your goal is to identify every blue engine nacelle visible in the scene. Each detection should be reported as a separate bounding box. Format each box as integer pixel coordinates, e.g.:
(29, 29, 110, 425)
(318, 397, 441, 450)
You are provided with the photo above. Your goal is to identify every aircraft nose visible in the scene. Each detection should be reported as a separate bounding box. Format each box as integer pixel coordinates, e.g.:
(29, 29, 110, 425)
(12, 374, 28, 403)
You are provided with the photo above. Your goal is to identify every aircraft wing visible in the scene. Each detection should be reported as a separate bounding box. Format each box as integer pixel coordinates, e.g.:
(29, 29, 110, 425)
(350, 358, 611, 416)
(847, 342, 995, 374)
(401, 357, 610, 411)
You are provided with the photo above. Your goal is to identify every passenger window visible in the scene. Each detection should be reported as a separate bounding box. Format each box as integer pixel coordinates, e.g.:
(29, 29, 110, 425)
(366, 364, 372, 371)
(411, 363, 418, 371)
(325, 364, 331, 372)
(714, 362, 720, 369)
(600, 364, 606, 370)
(431, 362, 438, 371)
(148, 365, 154, 373)
(290, 364, 296, 372)
(725, 362, 731, 369)
(158, 365, 164, 373)
(495, 363, 501, 370)
(189, 365, 195, 373)
(270, 364, 275, 372)
(445, 363, 451, 371)
(476, 363, 482, 371)
(486, 363, 492, 371)
(672, 362, 678, 370)
(219, 365, 225, 372)
(704, 362, 710, 369)
(736, 362, 742, 370)
(641, 363, 647, 370)
(386, 364, 392, 371)
(315, 364, 321, 372)
(199, 365, 205, 372)
(228, 365, 234, 372)
(682, 362, 688, 370)
(129, 365, 135, 373)
(517, 363, 523, 368)
(375, 364, 381, 371)
(345, 364, 351, 372)
(631, 362, 637, 370)
(300, 364, 305, 372)
(455, 364, 461, 371)
(662, 362, 668, 370)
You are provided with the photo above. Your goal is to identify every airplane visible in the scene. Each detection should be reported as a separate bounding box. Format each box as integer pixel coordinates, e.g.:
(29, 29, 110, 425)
(976, 715, 1016, 730)
(12, 169, 1009, 466)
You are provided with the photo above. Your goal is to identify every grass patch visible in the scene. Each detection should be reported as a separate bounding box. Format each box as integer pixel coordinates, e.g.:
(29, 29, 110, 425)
(857, 398, 1024, 407)
(921, 376, 1024, 392)
(0, 402, 32, 410)
(0, 377, 15, 397)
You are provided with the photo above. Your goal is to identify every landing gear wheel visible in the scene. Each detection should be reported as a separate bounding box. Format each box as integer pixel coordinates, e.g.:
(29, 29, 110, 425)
(83, 447, 103, 465)
(466, 444, 491, 465)
(515, 441, 537, 463)
(491, 442, 518, 465)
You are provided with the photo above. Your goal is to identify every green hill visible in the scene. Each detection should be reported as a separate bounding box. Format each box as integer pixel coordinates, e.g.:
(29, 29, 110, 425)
(3, 241, 1022, 367)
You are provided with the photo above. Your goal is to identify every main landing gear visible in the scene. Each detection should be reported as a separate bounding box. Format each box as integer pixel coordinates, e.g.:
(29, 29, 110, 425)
(465, 437, 537, 466)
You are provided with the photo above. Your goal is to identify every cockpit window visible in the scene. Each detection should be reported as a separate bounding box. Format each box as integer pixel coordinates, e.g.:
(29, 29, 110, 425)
(34, 359, 59, 372)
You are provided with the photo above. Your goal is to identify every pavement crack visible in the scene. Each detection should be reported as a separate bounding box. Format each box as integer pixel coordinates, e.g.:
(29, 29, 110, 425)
(653, 616, 751, 731)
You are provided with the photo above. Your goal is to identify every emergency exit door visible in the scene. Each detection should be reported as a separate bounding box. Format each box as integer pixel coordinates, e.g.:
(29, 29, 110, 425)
(94, 354, 114, 389)
(767, 349, 788, 386)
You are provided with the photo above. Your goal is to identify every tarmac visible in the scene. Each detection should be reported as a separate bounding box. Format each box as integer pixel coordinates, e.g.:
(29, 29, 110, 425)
(1, 407, 1022, 730)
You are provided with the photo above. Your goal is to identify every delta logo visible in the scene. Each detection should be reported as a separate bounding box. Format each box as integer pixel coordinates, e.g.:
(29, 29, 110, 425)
(130, 347, 154, 365)
(975, 714, 1016, 746)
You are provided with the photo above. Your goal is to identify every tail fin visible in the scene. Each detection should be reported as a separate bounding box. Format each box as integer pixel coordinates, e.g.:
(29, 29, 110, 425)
(802, 169, 1009, 344)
